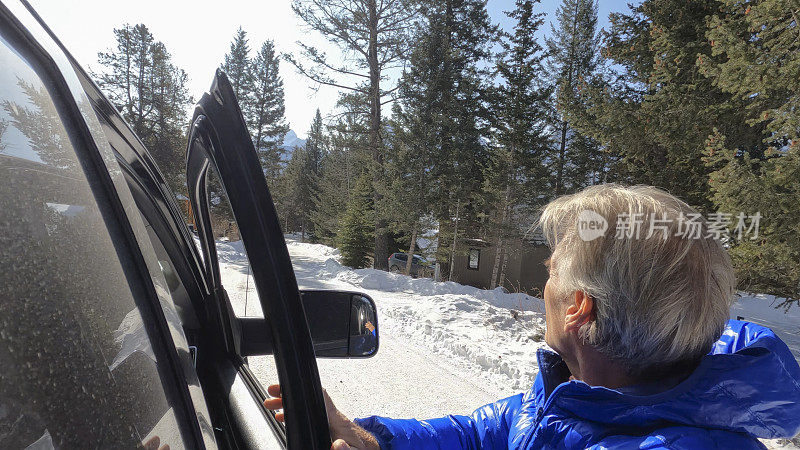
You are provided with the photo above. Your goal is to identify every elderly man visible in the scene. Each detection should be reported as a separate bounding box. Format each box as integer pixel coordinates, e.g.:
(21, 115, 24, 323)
(266, 184, 800, 449)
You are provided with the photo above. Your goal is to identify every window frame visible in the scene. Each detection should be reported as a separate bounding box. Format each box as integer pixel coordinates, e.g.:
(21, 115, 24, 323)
(468, 248, 481, 270)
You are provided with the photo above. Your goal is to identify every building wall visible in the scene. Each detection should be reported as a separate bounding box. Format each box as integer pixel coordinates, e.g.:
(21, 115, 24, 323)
(516, 245, 550, 297)
(452, 245, 494, 289)
(451, 239, 549, 297)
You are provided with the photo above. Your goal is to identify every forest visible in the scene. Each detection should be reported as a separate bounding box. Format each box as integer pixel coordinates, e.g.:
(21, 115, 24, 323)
(90, 0, 800, 304)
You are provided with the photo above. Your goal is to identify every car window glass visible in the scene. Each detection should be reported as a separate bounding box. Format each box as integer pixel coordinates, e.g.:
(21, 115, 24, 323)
(204, 167, 283, 426)
(206, 168, 263, 318)
(0, 31, 189, 449)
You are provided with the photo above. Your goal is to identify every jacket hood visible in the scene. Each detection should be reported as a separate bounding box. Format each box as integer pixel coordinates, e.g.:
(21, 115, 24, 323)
(548, 320, 800, 439)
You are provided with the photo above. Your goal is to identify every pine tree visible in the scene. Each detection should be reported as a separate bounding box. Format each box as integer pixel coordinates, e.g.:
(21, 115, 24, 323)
(95, 24, 192, 195)
(289, 0, 416, 270)
(546, 0, 603, 194)
(96, 24, 154, 133)
(149, 42, 192, 191)
(221, 28, 254, 114)
(280, 145, 313, 238)
(279, 111, 326, 241)
(311, 143, 352, 246)
(311, 105, 369, 246)
(384, 104, 435, 275)
(2, 80, 77, 171)
(701, 0, 800, 303)
(568, 0, 763, 210)
(402, 0, 497, 279)
(251, 40, 289, 181)
(305, 109, 325, 178)
(484, 0, 552, 288)
(704, 0, 800, 144)
(704, 131, 800, 304)
(338, 173, 375, 268)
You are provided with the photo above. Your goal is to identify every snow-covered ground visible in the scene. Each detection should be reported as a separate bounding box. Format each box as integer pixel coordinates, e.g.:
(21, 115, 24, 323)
(214, 236, 799, 448)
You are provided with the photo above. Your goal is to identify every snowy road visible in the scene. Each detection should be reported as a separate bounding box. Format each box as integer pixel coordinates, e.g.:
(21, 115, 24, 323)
(251, 328, 506, 420)
(234, 238, 530, 419)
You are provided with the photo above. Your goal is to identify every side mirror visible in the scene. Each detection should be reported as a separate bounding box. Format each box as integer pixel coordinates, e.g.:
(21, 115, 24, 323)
(237, 290, 379, 358)
(301, 290, 379, 358)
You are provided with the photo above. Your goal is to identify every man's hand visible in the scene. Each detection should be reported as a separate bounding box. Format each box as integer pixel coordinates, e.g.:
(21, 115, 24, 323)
(142, 436, 169, 450)
(263, 384, 380, 450)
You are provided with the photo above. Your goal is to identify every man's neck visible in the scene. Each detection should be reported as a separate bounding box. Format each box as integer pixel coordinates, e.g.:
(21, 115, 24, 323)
(563, 345, 639, 390)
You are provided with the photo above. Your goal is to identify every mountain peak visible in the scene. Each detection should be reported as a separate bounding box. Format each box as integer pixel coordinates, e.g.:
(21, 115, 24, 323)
(281, 130, 306, 161)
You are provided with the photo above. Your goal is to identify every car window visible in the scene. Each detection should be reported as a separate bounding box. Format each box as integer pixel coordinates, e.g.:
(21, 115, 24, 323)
(203, 167, 284, 423)
(0, 30, 191, 449)
(206, 169, 264, 319)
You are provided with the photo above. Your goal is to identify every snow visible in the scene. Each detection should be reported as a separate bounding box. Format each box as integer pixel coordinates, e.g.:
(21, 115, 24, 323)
(279, 130, 306, 162)
(213, 236, 799, 448)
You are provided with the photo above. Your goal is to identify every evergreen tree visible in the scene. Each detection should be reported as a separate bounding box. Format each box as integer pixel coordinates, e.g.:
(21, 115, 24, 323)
(338, 173, 375, 268)
(305, 109, 325, 179)
(567, 0, 763, 209)
(279, 111, 326, 241)
(3, 80, 77, 171)
(384, 105, 435, 275)
(704, 0, 800, 144)
(95, 24, 192, 195)
(149, 42, 192, 191)
(484, 0, 552, 288)
(401, 0, 498, 279)
(701, 0, 800, 303)
(705, 131, 800, 304)
(545, 0, 603, 194)
(280, 145, 315, 239)
(251, 40, 289, 181)
(290, 0, 416, 270)
(311, 144, 352, 246)
(311, 104, 369, 246)
(221, 28, 254, 114)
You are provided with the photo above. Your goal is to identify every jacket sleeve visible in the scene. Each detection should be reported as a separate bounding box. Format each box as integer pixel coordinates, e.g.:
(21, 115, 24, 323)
(353, 393, 524, 450)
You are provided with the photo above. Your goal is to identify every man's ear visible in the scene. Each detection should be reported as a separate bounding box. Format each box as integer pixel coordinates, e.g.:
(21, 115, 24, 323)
(564, 291, 594, 334)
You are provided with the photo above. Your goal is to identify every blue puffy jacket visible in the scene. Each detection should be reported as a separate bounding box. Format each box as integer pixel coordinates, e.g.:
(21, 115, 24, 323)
(355, 320, 800, 449)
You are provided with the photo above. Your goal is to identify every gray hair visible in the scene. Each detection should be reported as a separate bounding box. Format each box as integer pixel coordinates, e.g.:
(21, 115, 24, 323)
(538, 184, 735, 375)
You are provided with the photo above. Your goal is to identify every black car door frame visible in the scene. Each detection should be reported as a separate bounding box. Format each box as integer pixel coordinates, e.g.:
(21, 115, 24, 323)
(186, 70, 331, 449)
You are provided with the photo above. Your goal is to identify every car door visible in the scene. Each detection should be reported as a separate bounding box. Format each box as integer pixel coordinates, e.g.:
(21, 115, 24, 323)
(185, 69, 331, 449)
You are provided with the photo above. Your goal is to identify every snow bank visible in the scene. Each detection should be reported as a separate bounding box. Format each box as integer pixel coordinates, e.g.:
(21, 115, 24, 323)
(312, 256, 545, 314)
(282, 238, 549, 392)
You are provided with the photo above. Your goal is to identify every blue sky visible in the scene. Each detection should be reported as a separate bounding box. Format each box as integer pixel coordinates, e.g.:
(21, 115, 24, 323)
(30, 0, 639, 137)
(488, 0, 636, 40)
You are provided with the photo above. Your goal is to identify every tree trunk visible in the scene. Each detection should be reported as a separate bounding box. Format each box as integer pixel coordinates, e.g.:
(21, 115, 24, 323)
(368, 0, 389, 271)
(490, 187, 511, 289)
(490, 237, 503, 290)
(555, 1, 580, 197)
(498, 246, 509, 291)
(448, 198, 460, 282)
(556, 120, 567, 196)
(404, 226, 418, 276)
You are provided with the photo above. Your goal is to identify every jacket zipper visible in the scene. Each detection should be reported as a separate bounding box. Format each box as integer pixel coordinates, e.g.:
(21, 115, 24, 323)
(518, 383, 566, 449)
